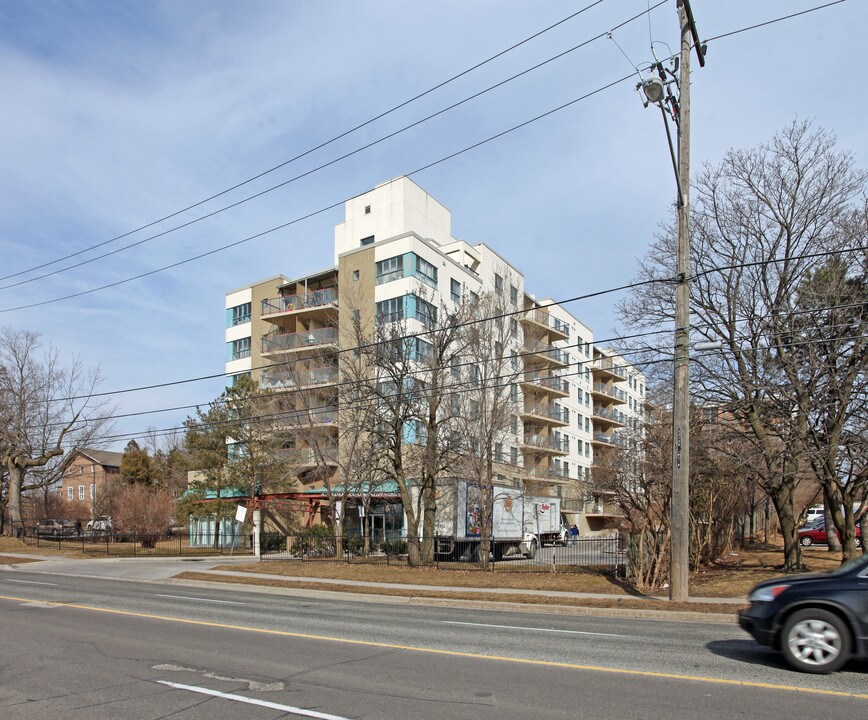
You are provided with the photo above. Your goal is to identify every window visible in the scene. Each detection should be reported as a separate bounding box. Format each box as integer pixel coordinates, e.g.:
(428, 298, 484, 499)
(364, 204, 371, 214)
(352, 309, 360, 324)
(494, 273, 504, 294)
(413, 338, 433, 362)
(511, 355, 518, 371)
(495, 443, 504, 462)
(376, 255, 403, 284)
(353, 270, 360, 281)
(470, 290, 479, 304)
(495, 341, 503, 358)
(415, 255, 438, 289)
(512, 416, 519, 435)
(90, 483, 95, 500)
(414, 296, 437, 328)
(451, 278, 461, 303)
(510, 383, 518, 401)
(510, 318, 518, 337)
(78, 485, 85, 501)
(451, 357, 461, 380)
(227, 302, 251, 327)
(584, 416, 590, 432)
(361, 235, 375, 246)
(584, 442, 590, 457)
(469, 364, 480, 386)
(229, 337, 251, 360)
(510, 284, 518, 304)
(67, 486, 73, 501)
(376, 297, 403, 323)
(510, 446, 518, 465)
(577, 388, 583, 403)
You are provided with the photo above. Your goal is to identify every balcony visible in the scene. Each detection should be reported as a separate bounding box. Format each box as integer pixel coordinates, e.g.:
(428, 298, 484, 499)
(591, 357, 627, 382)
(521, 309, 570, 341)
(261, 366, 339, 390)
(277, 446, 339, 468)
(520, 434, 568, 456)
(276, 406, 339, 429)
(261, 327, 338, 356)
(261, 289, 338, 321)
(583, 500, 623, 518)
(591, 431, 623, 449)
(590, 383, 627, 405)
(592, 405, 626, 428)
(519, 373, 569, 398)
(524, 342, 570, 368)
(520, 404, 569, 427)
(523, 464, 571, 483)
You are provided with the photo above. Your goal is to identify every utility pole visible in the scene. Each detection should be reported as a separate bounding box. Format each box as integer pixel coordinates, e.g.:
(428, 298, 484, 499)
(670, 0, 702, 602)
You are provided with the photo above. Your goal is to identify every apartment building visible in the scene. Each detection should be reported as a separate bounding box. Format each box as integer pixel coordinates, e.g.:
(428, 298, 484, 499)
(225, 177, 644, 536)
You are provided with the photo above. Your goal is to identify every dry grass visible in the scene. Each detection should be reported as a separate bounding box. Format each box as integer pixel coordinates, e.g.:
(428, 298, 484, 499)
(0, 554, 39, 565)
(218, 561, 634, 594)
(0, 537, 85, 558)
(175, 571, 738, 615)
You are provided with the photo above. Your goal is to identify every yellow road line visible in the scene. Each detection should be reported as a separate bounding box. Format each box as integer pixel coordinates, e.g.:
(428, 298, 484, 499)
(1, 593, 865, 700)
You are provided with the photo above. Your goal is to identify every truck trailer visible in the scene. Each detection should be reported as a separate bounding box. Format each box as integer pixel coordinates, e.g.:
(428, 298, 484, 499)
(430, 479, 564, 562)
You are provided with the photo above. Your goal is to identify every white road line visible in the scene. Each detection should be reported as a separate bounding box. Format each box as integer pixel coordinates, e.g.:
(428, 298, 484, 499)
(155, 594, 246, 605)
(443, 620, 628, 638)
(4, 579, 57, 586)
(157, 680, 351, 720)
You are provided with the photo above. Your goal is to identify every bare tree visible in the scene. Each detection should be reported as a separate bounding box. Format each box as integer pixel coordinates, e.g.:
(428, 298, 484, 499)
(0, 329, 114, 535)
(619, 121, 867, 570)
(456, 293, 522, 568)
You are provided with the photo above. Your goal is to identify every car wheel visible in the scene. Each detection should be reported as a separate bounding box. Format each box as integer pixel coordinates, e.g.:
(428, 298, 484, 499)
(781, 608, 851, 674)
(800, 536, 813, 546)
(524, 539, 538, 560)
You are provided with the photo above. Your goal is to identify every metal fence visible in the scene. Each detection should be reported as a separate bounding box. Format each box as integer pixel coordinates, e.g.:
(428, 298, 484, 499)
(19, 528, 254, 557)
(260, 533, 626, 573)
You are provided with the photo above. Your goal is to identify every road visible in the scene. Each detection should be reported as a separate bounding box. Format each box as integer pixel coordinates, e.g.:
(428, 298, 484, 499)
(0, 565, 865, 719)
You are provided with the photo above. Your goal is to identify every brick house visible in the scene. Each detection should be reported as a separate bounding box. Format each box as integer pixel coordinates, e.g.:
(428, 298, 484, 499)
(59, 449, 123, 516)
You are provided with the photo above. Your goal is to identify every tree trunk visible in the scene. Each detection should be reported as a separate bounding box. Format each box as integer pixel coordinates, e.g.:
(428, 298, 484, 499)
(421, 479, 436, 564)
(823, 489, 842, 553)
(772, 483, 804, 571)
(5, 463, 24, 534)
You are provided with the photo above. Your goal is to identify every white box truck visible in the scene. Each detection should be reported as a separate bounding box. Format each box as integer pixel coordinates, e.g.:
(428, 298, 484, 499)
(430, 479, 565, 562)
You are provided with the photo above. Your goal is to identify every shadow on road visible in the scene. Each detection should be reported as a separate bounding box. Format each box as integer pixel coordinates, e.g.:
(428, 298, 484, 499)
(706, 639, 868, 676)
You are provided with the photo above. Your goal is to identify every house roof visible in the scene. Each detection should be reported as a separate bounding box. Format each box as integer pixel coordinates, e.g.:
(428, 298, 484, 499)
(72, 448, 124, 468)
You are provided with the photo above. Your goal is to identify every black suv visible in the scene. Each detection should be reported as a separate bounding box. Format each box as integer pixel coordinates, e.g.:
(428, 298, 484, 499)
(739, 554, 868, 673)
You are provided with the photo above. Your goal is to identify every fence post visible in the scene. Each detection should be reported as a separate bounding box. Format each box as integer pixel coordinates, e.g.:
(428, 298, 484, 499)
(133, 532, 137, 557)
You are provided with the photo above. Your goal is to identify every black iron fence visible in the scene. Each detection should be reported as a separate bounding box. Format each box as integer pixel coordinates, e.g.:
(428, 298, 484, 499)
(260, 533, 625, 573)
(19, 528, 254, 557)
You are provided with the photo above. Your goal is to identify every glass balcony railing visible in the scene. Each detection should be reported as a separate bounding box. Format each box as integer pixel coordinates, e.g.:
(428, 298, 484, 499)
(523, 373, 568, 393)
(261, 288, 338, 316)
(261, 327, 338, 353)
(593, 406, 626, 423)
(523, 309, 570, 337)
(522, 434, 568, 452)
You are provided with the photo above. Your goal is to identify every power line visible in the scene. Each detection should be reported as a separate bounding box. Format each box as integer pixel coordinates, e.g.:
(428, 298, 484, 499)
(0, 71, 638, 314)
(59, 325, 868, 448)
(705, 0, 849, 43)
(0, 1, 613, 285)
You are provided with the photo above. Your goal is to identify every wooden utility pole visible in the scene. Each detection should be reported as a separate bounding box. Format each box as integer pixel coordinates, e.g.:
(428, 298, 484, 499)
(670, 0, 694, 603)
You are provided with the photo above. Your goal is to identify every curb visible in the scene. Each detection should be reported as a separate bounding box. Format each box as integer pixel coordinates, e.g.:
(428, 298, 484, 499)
(166, 576, 739, 624)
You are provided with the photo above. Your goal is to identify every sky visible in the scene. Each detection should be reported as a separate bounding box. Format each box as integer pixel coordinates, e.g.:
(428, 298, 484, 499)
(0, 0, 865, 452)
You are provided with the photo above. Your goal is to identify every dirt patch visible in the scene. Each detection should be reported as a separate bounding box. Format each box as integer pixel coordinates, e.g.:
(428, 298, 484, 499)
(175, 571, 739, 615)
(0, 555, 40, 565)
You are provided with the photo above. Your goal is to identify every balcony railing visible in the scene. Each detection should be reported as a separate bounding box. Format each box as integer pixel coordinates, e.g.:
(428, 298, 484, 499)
(278, 407, 339, 427)
(523, 309, 570, 337)
(261, 327, 338, 354)
(524, 465, 570, 480)
(261, 366, 339, 390)
(522, 434, 567, 453)
(261, 288, 339, 316)
(592, 357, 627, 378)
(277, 446, 339, 465)
(593, 406, 626, 424)
(523, 373, 568, 394)
(593, 432, 624, 447)
(592, 383, 626, 401)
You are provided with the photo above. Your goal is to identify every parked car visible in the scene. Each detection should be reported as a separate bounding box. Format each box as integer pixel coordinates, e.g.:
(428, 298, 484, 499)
(739, 553, 868, 673)
(34, 518, 77, 538)
(86, 517, 112, 537)
(798, 520, 862, 548)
